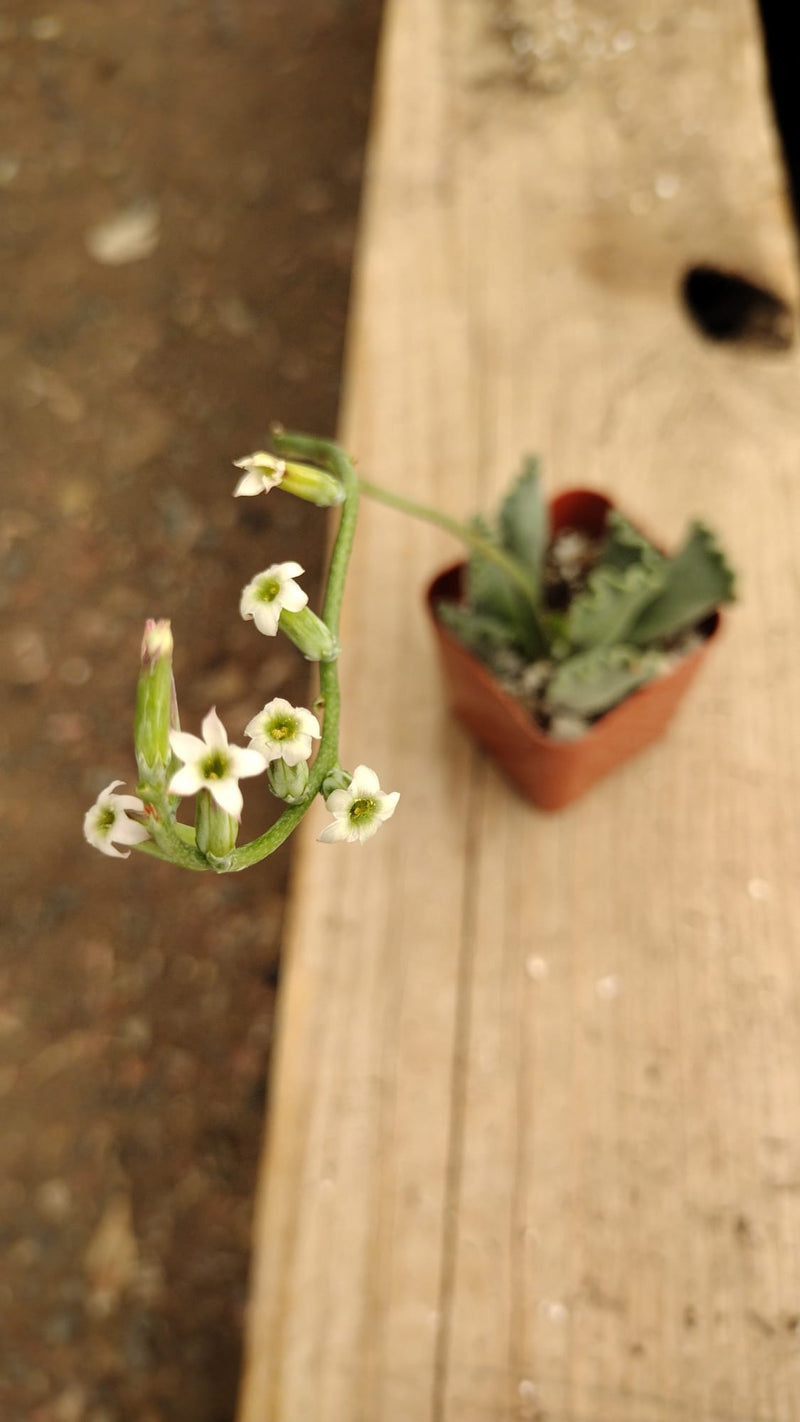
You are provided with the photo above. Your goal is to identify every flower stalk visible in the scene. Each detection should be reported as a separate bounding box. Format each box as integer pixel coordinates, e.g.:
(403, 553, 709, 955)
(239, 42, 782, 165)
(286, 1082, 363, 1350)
(89, 429, 546, 873)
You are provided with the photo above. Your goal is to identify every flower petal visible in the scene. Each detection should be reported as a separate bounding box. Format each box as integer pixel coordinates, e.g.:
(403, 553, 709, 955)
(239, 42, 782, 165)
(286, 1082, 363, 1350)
(234, 469, 267, 496)
(201, 707, 228, 749)
(252, 603, 281, 637)
(318, 818, 355, 843)
(376, 791, 401, 822)
(111, 816, 151, 846)
(324, 788, 351, 816)
(248, 738, 280, 763)
(280, 581, 309, 614)
(295, 708, 321, 738)
(168, 764, 206, 797)
(349, 765, 381, 797)
(111, 792, 146, 814)
(243, 712, 262, 740)
(94, 838, 130, 859)
(228, 745, 269, 780)
(208, 777, 244, 819)
(169, 730, 207, 764)
(281, 737, 313, 767)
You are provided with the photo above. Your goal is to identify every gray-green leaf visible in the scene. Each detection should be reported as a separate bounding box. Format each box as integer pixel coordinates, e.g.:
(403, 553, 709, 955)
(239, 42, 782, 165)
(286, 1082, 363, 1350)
(436, 601, 519, 658)
(597, 510, 663, 575)
(627, 521, 736, 645)
(466, 517, 547, 659)
(545, 645, 664, 717)
(565, 560, 667, 650)
(498, 456, 548, 594)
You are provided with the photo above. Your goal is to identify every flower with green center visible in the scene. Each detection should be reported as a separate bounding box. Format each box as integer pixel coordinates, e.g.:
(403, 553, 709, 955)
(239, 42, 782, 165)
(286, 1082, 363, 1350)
(244, 697, 321, 767)
(168, 707, 266, 819)
(240, 561, 308, 638)
(319, 764, 400, 844)
(83, 780, 150, 859)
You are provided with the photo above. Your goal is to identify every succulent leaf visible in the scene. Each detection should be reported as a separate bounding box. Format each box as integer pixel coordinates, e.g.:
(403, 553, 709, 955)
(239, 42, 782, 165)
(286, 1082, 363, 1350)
(437, 600, 520, 657)
(466, 518, 547, 659)
(627, 521, 736, 645)
(565, 559, 667, 649)
(597, 510, 663, 574)
(498, 456, 548, 594)
(545, 645, 664, 718)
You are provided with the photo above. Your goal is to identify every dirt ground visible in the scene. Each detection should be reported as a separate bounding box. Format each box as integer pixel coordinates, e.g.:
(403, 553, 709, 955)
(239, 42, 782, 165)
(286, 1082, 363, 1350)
(0, 3, 382, 1419)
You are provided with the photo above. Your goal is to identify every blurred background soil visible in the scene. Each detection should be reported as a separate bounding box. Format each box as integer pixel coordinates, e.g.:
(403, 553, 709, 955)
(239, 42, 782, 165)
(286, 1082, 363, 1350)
(0, 3, 382, 1419)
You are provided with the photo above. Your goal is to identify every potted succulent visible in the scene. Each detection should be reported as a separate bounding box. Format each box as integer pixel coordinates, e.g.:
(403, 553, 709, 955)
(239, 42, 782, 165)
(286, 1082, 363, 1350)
(83, 433, 736, 871)
(422, 459, 736, 809)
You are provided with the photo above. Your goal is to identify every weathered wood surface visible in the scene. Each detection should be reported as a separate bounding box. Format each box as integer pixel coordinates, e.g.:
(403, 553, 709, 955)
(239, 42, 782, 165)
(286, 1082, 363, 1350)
(238, 2, 800, 1419)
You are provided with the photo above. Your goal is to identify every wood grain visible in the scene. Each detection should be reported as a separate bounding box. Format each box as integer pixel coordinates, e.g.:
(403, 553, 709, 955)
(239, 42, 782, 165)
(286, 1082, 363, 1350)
(238, 3, 800, 1418)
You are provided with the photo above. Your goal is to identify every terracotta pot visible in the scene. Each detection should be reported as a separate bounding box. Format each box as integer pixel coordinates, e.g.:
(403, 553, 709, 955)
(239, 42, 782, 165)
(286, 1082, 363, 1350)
(426, 489, 722, 811)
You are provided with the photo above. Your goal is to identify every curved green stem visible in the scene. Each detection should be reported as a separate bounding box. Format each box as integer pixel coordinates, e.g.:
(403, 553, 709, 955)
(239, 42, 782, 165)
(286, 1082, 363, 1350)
(357, 476, 541, 613)
(140, 787, 209, 870)
(229, 432, 359, 870)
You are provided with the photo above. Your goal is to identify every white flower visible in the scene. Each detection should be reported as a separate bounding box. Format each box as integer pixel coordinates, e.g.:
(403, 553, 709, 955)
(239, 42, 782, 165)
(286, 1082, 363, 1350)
(319, 764, 400, 844)
(233, 451, 286, 497)
(84, 780, 150, 859)
(240, 562, 308, 637)
(245, 698, 321, 767)
(168, 707, 266, 819)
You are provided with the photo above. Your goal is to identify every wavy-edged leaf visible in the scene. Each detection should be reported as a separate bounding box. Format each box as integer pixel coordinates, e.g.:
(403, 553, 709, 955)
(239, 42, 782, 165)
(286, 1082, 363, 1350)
(565, 559, 667, 650)
(597, 510, 663, 574)
(467, 520, 521, 623)
(466, 518, 547, 658)
(544, 644, 664, 717)
(627, 521, 736, 645)
(499, 456, 548, 592)
(436, 600, 520, 658)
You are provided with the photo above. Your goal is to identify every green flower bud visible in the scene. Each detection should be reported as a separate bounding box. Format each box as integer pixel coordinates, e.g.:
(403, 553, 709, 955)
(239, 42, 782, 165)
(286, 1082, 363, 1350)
(194, 787, 238, 859)
(321, 766, 352, 798)
(135, 619, 178, 785)
(278, 606, 339, 662)
(282, 460, 344, 508)
(268, 757, 309, 804)
(233, 451, 344, 508)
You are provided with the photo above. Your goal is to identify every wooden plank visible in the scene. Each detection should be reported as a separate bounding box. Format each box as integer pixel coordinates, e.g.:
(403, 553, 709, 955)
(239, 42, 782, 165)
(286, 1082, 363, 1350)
(238, 3, 800, 1420)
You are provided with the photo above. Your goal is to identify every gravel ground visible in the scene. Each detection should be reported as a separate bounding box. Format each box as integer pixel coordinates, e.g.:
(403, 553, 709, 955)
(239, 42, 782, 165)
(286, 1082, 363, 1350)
(0, 3, 382, 1419)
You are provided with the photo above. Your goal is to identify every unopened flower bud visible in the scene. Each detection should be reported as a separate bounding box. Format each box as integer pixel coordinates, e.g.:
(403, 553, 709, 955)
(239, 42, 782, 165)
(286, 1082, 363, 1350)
(194, 787, 238, 859)
(278, 606, 339, 662)
(135, 619, 177, 784)
(321, 766, 352, 798)
(268, 758, 309, 804)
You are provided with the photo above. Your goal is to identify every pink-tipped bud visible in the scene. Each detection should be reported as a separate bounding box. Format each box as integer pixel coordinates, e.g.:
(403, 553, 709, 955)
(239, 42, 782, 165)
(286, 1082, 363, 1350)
(140, 618, 173, 666)
(135, 619, 177, 784)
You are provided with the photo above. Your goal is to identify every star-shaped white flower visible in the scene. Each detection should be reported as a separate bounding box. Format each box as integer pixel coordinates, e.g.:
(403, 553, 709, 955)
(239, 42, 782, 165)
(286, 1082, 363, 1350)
(168, 707, 266, 819)
(240, 562, 308, 638)
(245, 698, 321, 767)
(233, 451, 287, 497)
(84, 780, 150, 859)
(319, 764, 400, 844)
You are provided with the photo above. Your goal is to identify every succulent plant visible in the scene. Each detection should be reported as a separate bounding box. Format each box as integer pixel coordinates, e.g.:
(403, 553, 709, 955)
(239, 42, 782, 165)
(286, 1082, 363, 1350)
(437, 458, 736, 735)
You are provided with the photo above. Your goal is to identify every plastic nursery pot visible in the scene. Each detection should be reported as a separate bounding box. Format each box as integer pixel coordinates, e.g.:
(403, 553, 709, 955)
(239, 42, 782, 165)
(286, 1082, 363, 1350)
(426, 489, 722, 811)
